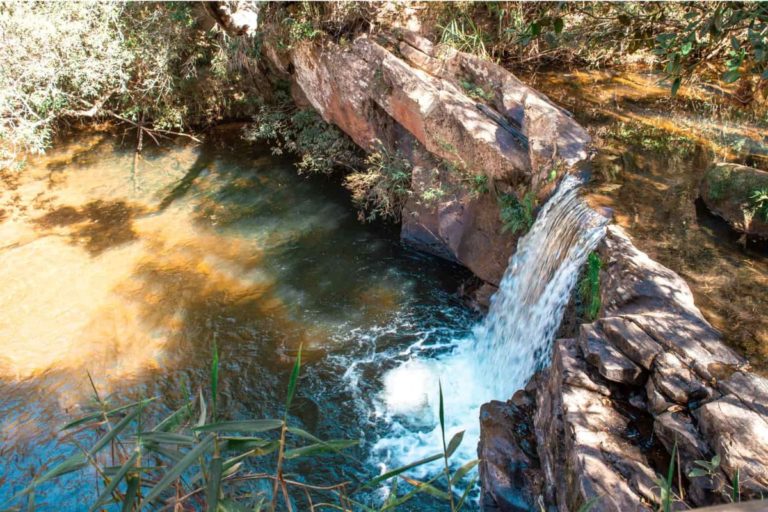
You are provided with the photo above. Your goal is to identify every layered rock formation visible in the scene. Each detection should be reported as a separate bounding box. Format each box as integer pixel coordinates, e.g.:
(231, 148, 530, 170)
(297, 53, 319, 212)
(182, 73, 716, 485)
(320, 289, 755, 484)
(480, 226, 768, 511)
(263, 32, 589, 284)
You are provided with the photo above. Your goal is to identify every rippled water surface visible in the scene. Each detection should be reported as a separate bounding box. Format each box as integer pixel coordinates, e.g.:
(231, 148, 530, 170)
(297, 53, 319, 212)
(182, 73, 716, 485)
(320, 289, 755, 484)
(0, 132, 476, 508)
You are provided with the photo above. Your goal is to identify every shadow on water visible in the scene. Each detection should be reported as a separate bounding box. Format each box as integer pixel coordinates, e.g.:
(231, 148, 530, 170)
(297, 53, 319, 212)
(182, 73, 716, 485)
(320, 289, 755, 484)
(0, 134, 476, 509)
(34, 200, 146, 255)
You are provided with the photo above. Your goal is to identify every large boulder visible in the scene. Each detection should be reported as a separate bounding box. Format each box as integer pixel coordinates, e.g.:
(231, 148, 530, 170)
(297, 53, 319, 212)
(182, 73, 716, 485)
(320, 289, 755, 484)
(700, 163, 768, 238)
(266, 34, 589, 284)
(484, 226, 768, 510)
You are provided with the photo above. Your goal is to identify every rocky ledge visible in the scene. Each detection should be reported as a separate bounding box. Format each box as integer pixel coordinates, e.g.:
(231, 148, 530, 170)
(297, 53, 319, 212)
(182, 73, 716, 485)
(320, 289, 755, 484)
(263, 31, 589, 284)
(479, 225, 768, 511)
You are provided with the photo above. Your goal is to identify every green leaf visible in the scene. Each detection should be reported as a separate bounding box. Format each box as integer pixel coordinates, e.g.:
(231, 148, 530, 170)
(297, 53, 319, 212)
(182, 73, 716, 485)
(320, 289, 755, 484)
(120, 476, 140, 512)
(446, 430, 465, 458)
(671, 77, 682, 97)
(194, 419, 283, 433)
(438, 381, 446, 440)
(687, 468, 710, 478)
(153, 400, 194, 432)
(89, 405, 146, 457)
(456, 473, 480, 511)
(222, 436, 272, 452)
(732, 467, 740, 503)
(723, 69, 741, 83)
(144, 434, 215, 502)
(530, 22, 541, 37)
(211, 338, 220, 421)
(681, 41, 693, 56)
(712, 454, 721, 468)
(284, 439, 358, 459)
(400, 476, 449, 500)
(731, 36, 740, 51)
(62, 397, 156, 430)
(451, 459, 479, 485)
(90, 451, 139, 512)
(222, 441, 280, 470)
(361, 452, 443, 489)
(139, 431, 196, 445)
(554, 18, 564, 34)
(285, 344, 302, 413)
(206, 454, 223, 512)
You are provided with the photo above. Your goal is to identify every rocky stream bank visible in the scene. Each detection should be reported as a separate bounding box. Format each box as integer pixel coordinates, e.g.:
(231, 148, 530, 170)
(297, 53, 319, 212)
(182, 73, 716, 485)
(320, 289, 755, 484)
(210, 6, 768, 509)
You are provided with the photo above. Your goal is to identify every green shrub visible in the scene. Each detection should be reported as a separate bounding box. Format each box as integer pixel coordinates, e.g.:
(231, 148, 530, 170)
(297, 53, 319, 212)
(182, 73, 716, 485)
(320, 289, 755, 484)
(579, 252, 602, 321)
(345, 143, 412, 222)
(749, 188, 768, 221)
(498, 191, 536, 235)
(243, 91, 363, 175)
(3, 349, 478, 511)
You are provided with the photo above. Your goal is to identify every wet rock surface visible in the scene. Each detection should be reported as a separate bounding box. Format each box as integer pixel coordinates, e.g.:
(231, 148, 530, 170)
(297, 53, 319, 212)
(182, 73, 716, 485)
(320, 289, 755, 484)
(479, 226, 768, 511)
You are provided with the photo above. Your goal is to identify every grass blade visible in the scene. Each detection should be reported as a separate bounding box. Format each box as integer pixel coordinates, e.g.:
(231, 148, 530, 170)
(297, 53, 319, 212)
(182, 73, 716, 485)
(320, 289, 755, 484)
(211, 338, 219, 421)
(138, 432, 196, 445)
(62, 397, 156, 430)
(88, 405, 145, 457)
(361, 452, 443, 489)
(445, 430, 465, 458)
(194, 419, 283, 433)
(206, 452, 223, 512)
(456, 474, 479, 511)
(400, 476, 449, 500)
(451, 459, 479, 485)
(284, 439, 358, 459)
(144, 434, 215, 502)
(90, 451, 139, 512)
(153, 400, 194, 433)
(285, 344, 302, 413)
(120, 476, 140, 512)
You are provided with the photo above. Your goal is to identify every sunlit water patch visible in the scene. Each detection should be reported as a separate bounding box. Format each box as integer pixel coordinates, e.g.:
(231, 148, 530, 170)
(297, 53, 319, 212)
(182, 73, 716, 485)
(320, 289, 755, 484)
(0, 133, 476, 509)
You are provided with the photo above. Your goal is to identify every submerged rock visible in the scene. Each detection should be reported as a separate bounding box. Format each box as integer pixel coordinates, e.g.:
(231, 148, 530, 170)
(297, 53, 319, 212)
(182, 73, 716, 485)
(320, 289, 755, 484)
(700, 163, 768, 238)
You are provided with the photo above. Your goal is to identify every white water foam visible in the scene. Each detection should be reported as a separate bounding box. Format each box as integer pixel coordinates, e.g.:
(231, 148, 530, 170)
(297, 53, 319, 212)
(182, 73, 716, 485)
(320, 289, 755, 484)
(371, 175, 609, 476)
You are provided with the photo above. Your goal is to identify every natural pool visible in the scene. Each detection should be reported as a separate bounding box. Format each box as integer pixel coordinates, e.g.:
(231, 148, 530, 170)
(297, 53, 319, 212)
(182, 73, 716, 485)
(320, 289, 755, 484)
(0, 132, 478, 508)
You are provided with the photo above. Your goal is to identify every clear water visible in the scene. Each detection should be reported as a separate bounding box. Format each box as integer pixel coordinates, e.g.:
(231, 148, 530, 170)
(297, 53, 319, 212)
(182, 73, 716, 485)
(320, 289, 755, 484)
(0, 133, 477, 509)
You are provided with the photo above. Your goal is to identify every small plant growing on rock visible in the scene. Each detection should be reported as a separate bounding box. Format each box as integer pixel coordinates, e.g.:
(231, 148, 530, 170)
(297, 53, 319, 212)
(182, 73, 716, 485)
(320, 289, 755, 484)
(345, 142, 412, 222)
(498, 191, 536, 235)
(459, 79, 494, 102)
(579, 252, 602, 321)
(749, 187, 768, 221)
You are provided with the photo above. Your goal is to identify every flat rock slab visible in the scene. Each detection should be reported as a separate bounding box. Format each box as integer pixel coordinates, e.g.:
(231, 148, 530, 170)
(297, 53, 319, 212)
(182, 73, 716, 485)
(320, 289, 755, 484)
(695, 395, 768, 496)
(600, 316, 662, 370)
(579, 323, 644, 385)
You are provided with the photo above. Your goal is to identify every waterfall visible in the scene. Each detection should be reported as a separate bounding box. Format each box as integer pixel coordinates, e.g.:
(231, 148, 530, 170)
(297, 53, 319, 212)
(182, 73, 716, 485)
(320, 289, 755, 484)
(473, 174, 610, 398)
(371, 174, 609, 475)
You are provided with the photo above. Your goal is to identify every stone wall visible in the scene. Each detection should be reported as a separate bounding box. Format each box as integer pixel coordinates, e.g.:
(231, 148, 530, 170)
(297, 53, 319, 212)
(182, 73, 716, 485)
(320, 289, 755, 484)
(480, 226, 768, 511)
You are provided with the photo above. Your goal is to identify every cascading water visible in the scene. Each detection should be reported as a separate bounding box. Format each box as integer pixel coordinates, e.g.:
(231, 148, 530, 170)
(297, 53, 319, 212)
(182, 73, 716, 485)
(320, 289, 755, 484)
(371, 174, 609, 475)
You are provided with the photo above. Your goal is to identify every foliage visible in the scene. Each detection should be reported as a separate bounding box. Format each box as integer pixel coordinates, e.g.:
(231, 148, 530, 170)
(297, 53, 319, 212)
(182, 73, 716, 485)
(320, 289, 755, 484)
(606, 122, 696, 156)
(749, 187, 768, 221)
(498, 191, 536, 235)
(654, 441, 678, 512)
(345, 143, 412, 222)
(2, 349, 478, 511)
(0, 2, 263, 168)
(459, 79, 495, 102)
(429, 3, 768, 98)
(243, 91, 363, 175)
(688, 453, 743, 503)
(438, 16, 490, 59)
(579, 252, 602, 322)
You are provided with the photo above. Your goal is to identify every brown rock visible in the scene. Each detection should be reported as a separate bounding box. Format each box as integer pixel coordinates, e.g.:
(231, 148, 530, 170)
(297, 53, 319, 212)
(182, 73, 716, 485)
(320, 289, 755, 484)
(695, 395, 768, 496)
(599, 316, 662, 370)
(646, 378, 674, 416)
(479, 400, 540, 511)
(652, 352, 714, 405)
(718, 371, 768, 418)
(578, 323, 644, 385)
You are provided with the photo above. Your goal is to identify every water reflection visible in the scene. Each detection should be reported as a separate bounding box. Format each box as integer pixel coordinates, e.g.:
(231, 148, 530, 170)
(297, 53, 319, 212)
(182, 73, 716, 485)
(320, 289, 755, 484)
(0, 133, 474, 508)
